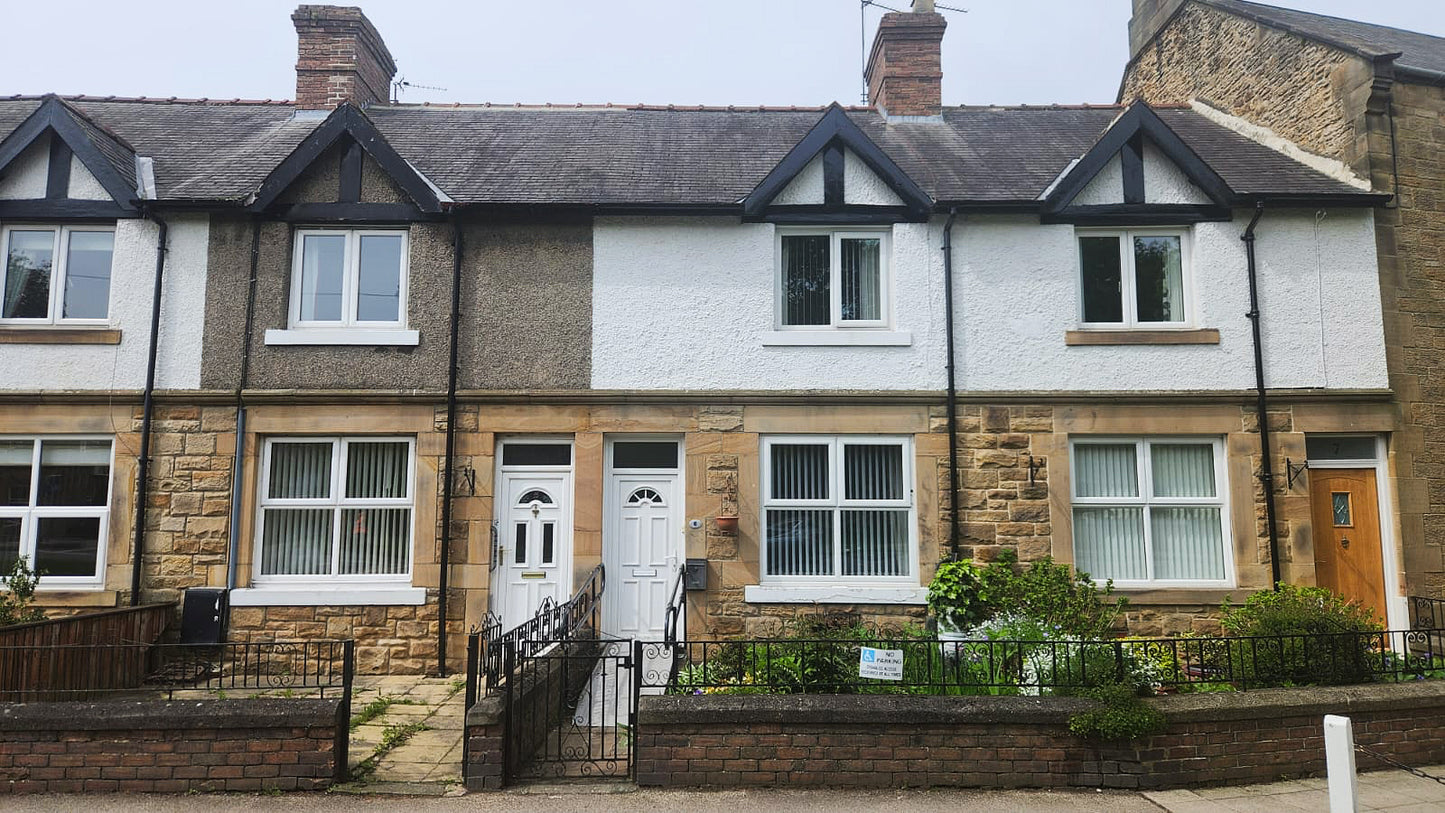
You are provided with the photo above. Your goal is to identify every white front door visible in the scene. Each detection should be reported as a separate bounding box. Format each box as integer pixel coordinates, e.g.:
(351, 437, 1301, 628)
(603, 439, 683, 639)
(492, 441, 573, 633)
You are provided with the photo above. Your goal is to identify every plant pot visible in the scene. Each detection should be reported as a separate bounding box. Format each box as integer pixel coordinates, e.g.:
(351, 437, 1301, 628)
(714, 516, 738, 534)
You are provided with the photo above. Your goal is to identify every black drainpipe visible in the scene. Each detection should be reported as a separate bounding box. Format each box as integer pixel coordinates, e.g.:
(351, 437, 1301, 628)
(1242, 202, 1283, 590)
(130, 211, 170, 606)
(437, 214, 464, 676)
(942, 209, 961, 561)
(226, 220, 263, 592)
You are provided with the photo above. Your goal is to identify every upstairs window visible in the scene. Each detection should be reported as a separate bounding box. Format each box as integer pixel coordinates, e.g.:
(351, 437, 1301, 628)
(778, 230, 889, 328)
(2, 226, 115, 323)
(762, 436, 915, 582)
(0, 437, 112, 588)
(290, 229, 407, 328)
(1078, 229, 1189, 327)
(256, 437, 414, 583)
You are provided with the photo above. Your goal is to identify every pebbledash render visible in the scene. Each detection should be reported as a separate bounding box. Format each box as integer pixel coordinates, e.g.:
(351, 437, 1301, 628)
(0, 1, 1413, 674)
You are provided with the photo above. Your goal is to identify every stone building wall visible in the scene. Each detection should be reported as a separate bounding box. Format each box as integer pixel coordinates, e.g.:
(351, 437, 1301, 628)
(1120, 0, 1443, 599)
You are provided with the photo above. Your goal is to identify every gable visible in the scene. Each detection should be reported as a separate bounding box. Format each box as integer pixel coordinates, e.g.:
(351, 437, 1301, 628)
(0, 97, 138, 215)
(771, 148, 907, 208)
(275, 140, 411, 206)
(1072, 141, 1211, 207)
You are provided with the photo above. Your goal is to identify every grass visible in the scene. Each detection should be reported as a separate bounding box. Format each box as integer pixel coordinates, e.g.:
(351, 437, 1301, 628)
(349, 694, 421, 731)
(348, 721, 430, 783)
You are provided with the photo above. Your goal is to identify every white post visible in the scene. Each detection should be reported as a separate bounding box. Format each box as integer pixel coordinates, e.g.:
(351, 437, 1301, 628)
(1324, 714, 1359, 813)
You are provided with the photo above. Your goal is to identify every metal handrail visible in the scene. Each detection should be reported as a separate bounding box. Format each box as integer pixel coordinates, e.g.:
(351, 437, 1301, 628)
(663, 562, 687, 648)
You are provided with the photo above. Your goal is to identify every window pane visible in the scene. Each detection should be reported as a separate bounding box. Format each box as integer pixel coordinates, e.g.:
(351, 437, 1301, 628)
(260, 508, 333, 575)
(0, 440, 33, 506)
(1150, 443, 1215, 498)
(612, 441, 678, 469)
(840, 237, 881, 321)
(765, 509, 832, 576)
(0, 517, 19, 573)
(501, 444, 571, 467)
(844, 444, 903, 501)
(1074, 444, 1138, 498)
(770, 444, 829, 500)
(338, 508, 409, 575)
(1151, 507, 1224, 580)
(4, 230, 55, 319)
(1079, 236, 1122, 323)
(542, 521, 555, 565)
(34, 516, 100, 577)
(268, 443, 332, 499)
(36, 441, 110, 507)
(1305, 436, 1377, 461)
(356, 234, 403, 322)
(298, 234, 345, 322)
(1072, 506, 1146, 581)
(514, 523, 526, 565)
(841, 509, 908, 576)
(345, 442, 409, 499)
(781, 235, 829, 326)
(1134, 235, 1184, 322)
(62, 231, 113, 319)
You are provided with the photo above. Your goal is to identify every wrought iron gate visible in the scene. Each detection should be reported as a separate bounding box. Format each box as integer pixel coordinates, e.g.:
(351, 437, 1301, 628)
(502, 638, 637, 781)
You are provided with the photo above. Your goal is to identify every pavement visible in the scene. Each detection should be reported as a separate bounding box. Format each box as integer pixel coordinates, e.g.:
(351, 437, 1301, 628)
(340, 674, 467, 792)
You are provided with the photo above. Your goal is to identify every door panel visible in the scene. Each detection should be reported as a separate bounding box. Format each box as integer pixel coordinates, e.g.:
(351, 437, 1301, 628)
(493, 471, 571, 632)
(604, 470, 681, 640)
(1309, 469, 1387, 623)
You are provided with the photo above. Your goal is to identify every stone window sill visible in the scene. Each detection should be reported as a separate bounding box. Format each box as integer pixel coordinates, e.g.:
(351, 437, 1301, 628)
(763, 330, 912, 347)
(0, 327, 121, 345)
(229, 586, 426, 606)
(33, 588, 117, 606)
(744, 585, 927, 605)
(1065, 328, 1219, 346)
(264, 328, 419, 346)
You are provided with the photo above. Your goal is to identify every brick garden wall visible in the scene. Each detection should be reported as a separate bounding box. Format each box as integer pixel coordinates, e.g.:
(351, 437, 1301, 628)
(631, 682, 1445, 790)
(0, 699, 340, 794)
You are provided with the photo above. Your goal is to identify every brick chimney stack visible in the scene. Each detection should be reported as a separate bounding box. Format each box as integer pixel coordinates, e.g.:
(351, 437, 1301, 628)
(292, 5, 397, 109)
(865, 0, 947, 117)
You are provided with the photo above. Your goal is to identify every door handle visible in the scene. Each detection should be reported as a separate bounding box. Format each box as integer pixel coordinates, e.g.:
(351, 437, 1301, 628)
(1340, 537, 1350, 549)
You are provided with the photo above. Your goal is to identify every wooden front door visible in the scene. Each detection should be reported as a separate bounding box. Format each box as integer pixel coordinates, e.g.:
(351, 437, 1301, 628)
(1309, 469, 1387, 623)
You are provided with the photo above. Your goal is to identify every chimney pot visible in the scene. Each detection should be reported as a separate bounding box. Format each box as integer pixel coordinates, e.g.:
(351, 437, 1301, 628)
(865, 7, 947, 117)
(292, 5, 397, 109)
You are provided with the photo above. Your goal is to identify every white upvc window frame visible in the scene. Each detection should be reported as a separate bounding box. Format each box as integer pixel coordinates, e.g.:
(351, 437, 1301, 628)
(774, 227, 892, 330)
(252, 435, 416, 588)
(1076, 227, 1193, 329)
(287, 228, 409, 330)
(0, 224, 116, 325)
(1068, 435, 1233, 589)
(759, 434, 917, 586)
(0, 435, 113, 590)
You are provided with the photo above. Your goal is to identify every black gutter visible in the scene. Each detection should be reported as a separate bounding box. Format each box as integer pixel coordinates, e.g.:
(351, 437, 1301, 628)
(941, 209, 961, 561)
(437, 215, 465, 676)
(130, 212, 169, 606)
(1242, 202, 1282, 590)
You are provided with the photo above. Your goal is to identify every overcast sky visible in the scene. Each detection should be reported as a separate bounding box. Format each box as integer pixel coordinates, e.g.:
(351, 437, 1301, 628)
(2, 1, 1441, 106)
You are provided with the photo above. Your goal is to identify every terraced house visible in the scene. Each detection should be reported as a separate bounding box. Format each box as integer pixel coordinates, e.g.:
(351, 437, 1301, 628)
(0, 1, 1408, 674)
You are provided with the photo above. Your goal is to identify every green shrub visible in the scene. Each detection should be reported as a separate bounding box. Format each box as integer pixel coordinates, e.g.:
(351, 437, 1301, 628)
(1220, 584, 1382, 687)
(0, 557, 45, 627)
(927, 560, 993, 631)
(926, 550, 1128, 639)
(1067, 684, 1166, 741)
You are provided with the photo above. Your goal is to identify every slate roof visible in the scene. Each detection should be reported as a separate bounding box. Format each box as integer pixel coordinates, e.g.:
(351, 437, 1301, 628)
(1201, 0, 1445, 79)
(0, 95, 1374, 208)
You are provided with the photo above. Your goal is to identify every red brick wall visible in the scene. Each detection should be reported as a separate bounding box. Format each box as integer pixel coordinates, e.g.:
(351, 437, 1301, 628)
(865, 11, 947, 116)
(292, 5, 396, 109)
(631, 683, 1445, 790)
(0, 699, 339, 794)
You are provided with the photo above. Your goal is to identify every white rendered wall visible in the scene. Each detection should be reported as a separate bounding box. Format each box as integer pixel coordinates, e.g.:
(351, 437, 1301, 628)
(772, 155, 824, 205)
(954, 209, 1386, 391)
(67, 155, 110, 200)
(0, 137, 48, 199)
(1069, 144, 1211, 206)
(1074, 155, 1123, 206)
(591, 217, 946, 391)
(3, 215, 209, 391)
(592, 209, 1385, 393)
(770, 149, 903, 207)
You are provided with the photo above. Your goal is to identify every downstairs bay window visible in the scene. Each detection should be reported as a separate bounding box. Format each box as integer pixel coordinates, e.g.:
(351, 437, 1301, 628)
(254, 437, 414, 588)
(761, 436, 916, 584)
(0, 437, 112, 588)
(1070, 437, 1231, 587)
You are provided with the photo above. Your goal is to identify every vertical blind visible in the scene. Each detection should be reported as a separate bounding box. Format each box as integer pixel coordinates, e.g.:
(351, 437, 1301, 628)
(1073, 440, 1224, 583)
(261, 439, 411, 578)
(766, 439, 910, 579)
(840, 237, 881, 322)
(781, 235, 830, 326)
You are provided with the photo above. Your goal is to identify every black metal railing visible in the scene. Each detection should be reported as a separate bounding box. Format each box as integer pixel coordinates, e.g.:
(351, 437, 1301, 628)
(663, 562, 687, 648)
(0, 639, 354, 702)
(1411, 596, 1445, 630)
(650, 627, 1445, 695)
(465, 563, 605, 708)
